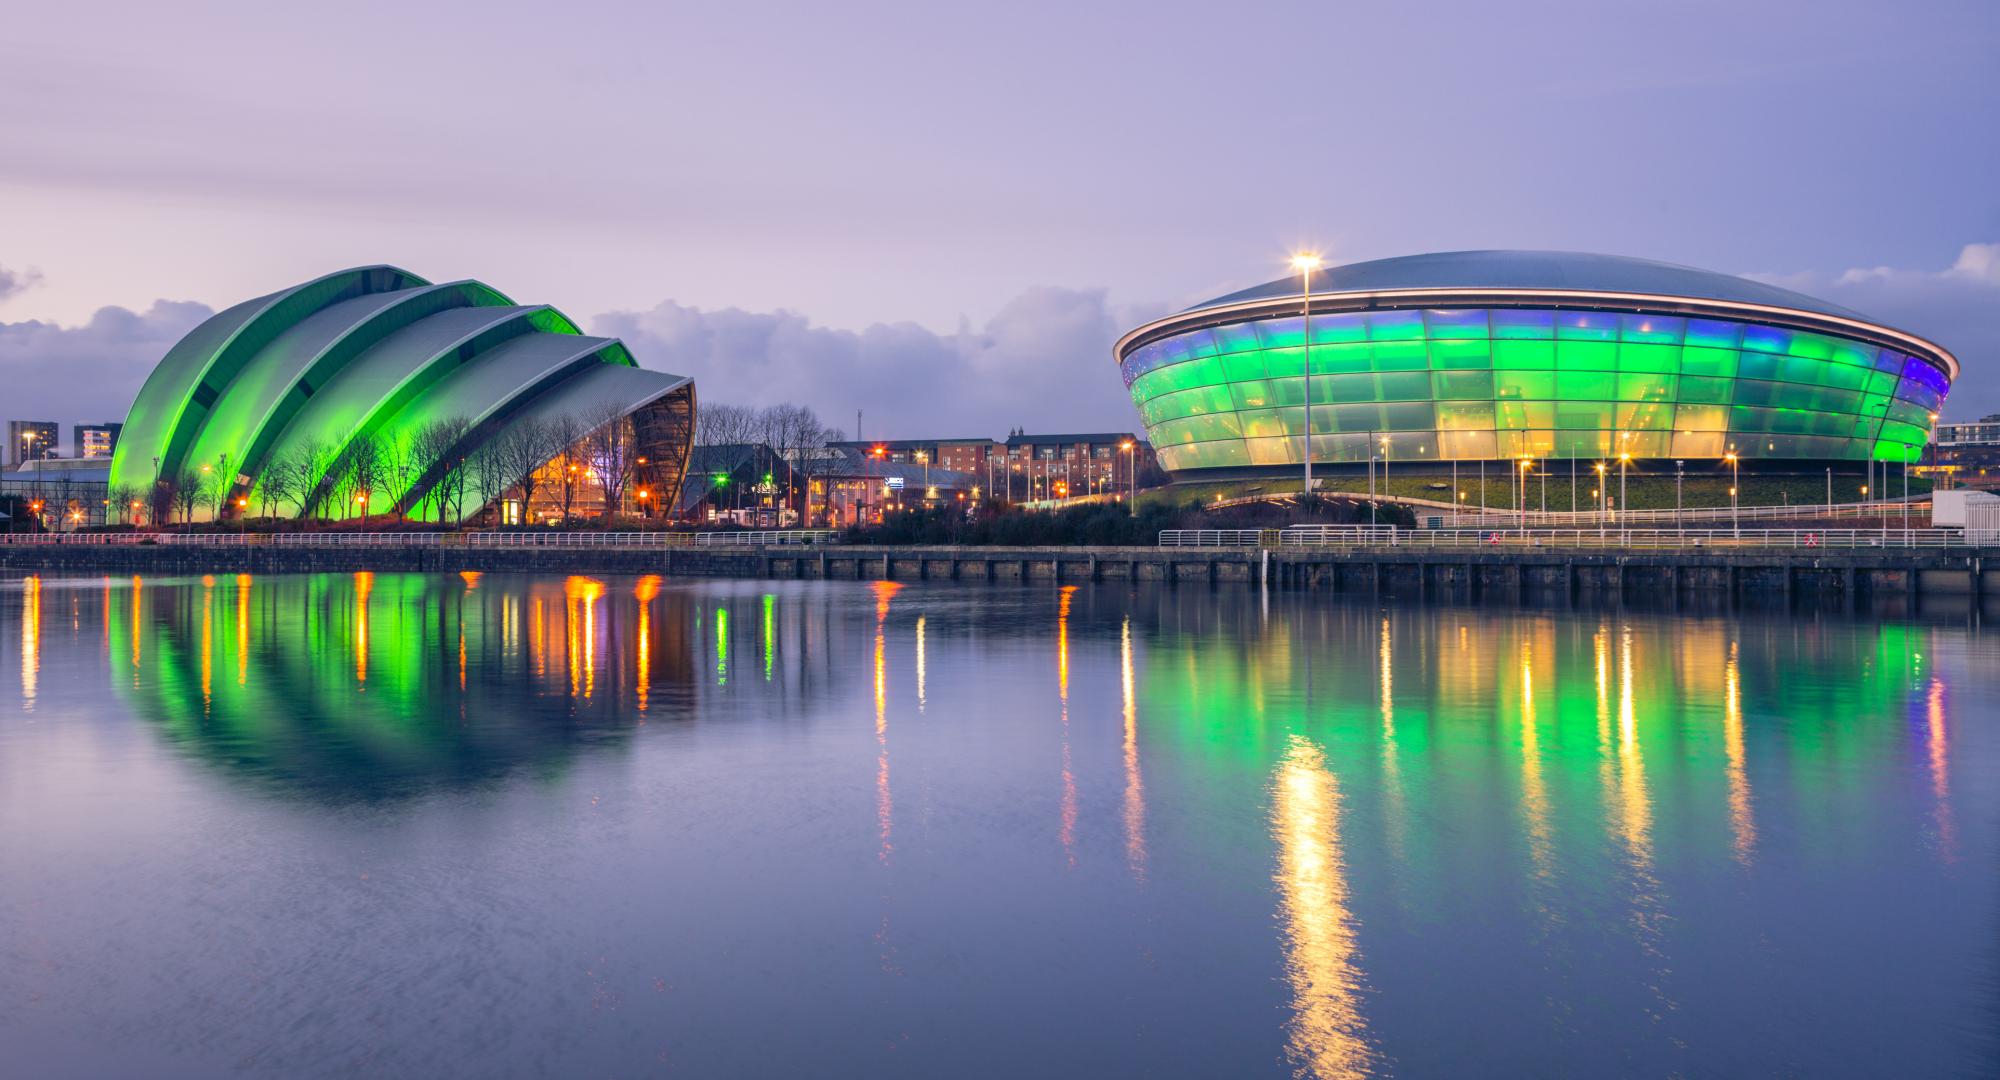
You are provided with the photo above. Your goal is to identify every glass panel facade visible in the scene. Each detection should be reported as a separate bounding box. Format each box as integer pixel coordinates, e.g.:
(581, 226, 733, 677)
(1122, 308, 1949, 470)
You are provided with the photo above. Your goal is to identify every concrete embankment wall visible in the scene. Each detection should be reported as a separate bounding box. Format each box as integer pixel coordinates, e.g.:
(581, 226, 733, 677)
(1, 543, 1992, 600)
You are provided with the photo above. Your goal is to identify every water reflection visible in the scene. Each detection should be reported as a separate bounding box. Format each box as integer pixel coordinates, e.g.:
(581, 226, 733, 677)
(0, 575, 1988, 1077)
(1272, 735, 1375, 1078)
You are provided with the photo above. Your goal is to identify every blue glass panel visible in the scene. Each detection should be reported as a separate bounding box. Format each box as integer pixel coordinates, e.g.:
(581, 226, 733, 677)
(1491, 309, 1555, 339)
(1683, 319, 1743, 348)
(1422, 309, 1490, 339)
(1556, 311, 1618, 341)
(1740, 324, 1791, 354)
(1255, 317, 1306, 349)
(1619, 313, 1684, 343)
(1177, 327, 1217, 360)
(1365, 309, 1425, 340)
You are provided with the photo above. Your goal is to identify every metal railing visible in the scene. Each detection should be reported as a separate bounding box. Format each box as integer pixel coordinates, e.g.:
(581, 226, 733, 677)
(0, 529, 839, 548)
(1163, 526, 1972, 551)
(1437, 498, 1927, 529)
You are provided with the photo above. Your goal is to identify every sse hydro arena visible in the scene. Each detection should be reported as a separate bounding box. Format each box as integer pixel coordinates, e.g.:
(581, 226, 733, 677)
(1115, 251, 1958, 478)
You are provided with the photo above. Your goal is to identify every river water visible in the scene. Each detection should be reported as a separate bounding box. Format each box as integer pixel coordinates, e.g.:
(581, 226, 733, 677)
(1, 572, 1994, 1078)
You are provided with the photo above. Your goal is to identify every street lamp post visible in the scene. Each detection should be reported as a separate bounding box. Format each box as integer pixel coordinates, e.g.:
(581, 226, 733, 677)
(1292, 253, 1321, 503)
(1725, 449, 1739, 538)
(1675, 460, 1684, 539)
(1594, 462, 1608, 538)
(1618, 451, 1630, 540)
(1121, 440, 1136, 505)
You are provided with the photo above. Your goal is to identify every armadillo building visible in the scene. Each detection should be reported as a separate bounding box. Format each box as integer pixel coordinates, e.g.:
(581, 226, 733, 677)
(108, 266, 695, 521)
(1115, 251, 1957, 477)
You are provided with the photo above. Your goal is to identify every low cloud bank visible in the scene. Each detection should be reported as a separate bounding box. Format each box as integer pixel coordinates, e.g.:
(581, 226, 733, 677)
(1753, 243, 2000, 417)
(594, 287, 1167, 438)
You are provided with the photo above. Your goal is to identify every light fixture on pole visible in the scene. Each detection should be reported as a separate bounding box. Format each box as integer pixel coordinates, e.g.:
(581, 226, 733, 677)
(1725, 449, 1739, 538)
(1291, 253, 1321, 503)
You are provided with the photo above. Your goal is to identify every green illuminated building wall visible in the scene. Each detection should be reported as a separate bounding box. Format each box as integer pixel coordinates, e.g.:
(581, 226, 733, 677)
(107, 265, 696, 520)
(1120, 308, 1951, 473)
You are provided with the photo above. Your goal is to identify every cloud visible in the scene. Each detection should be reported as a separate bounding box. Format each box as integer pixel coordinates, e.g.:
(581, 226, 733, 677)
(594, 287, 1167, 439)
(0, 300, 214, 448)
(1751, 243, 2000, 418)
(0, 264, 46, 304)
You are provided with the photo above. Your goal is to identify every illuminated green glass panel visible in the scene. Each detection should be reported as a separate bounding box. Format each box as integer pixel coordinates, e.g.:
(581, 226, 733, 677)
(1496, 371, 1555, 399)
(1229, 380, 1276, 411)
(1492, 340, 1554, 368)
(1436, 401, 1495, 429)
(1238, 408, 1299, 438)
(1616, 403, 1674, 430)
(1556, 341, 1618, 370)
(1306, 342, 1369, 375)
(1268, 376, 1306, 407)
(1554, 403, 1613, 430)
(1428, 339, 1492, 368)
(1370, 341, 1428, 371)
(1432, 371, 1495, 400)
(1827, 340, 1878, 368)
(1618, 342, 1680, 373)
(1222, 349, 1271, 383)
(1323, 373, 1377, 404)
(1309, 314, 1368, 344)
(1678, 375, 1734, 403)
(1377, 371, 1432, 400)
(1152, 412, 1243, 444)
(1556, 371, 1616, 399)
(1496, 402, 1555, 429)
(1214, 322, 1261, 354)
(1674, 404, 1728, 430)
(1679, 347, 1738, 378)
(1366, 310, 1425, 340)
(1617, 373, 1675, 401)
(1256, 318, 1306, 349)
(1866, 370, 1901, 396)
(1785, 331, 1834, 361)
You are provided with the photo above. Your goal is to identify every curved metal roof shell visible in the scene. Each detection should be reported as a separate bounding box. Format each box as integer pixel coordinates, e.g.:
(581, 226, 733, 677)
(1125, 250, 1957, 380)
(108, 265, 695, 520)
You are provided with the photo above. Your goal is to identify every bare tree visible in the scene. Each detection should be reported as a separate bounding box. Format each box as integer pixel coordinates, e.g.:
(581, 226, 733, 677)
(695, 403, 759, 447)
(489, 417, 560, 520)
(171, 469, 202, 525)
(547, 413, 586, 523)
(108, 483, 138, 526)
(409, 417, 472, 523)
(581, 403, 638, 516)
(341, 434, 385, 520)
(381, 431, 424, 523)
(468, 439, 511, 525)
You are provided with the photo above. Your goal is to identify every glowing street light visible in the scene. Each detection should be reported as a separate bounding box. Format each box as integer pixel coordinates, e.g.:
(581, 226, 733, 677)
(1724, 448, 1740, 538)
(1291, 252, 1321, 502)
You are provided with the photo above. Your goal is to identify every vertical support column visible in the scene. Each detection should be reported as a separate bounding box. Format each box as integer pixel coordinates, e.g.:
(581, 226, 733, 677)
(883, 553, 892, 580)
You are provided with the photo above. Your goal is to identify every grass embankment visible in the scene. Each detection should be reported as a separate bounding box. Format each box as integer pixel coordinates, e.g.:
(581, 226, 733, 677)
(1141, 470, 1929, 513)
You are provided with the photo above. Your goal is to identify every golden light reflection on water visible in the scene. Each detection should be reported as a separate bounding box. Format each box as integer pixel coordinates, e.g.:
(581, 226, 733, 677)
(1058, 586, 1077, 868)
(635, 577, 661, 713)
(872, 581, 899, 865)
(128, 576, 142, 678)
(353, 571, 372, 684)
(1121, 617, 1146, 883)
(20, 575, 39, 707)
(915, 614, 926, 711)
(1272, 735, 1375, 1079)
(1519, 639, 1553, 885)
(200, 575, 214, 706)
(1377, 617, 1405, 865)
(1723, 641, 1755, 865)
(564, 577, 604, 699)
(1927, 677, 1956, 862)
(235, 574, 251, 686)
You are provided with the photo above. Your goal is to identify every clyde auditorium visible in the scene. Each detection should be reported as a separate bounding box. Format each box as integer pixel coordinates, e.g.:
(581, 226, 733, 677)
(1115, 251, 1957, 478)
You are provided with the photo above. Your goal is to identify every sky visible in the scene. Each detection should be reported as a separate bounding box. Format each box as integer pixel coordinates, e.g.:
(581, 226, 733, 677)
(3, 0, 1997, 450)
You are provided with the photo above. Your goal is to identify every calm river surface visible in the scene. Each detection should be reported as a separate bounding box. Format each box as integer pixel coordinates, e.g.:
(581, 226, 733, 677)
(2, 572, 1995, 1077)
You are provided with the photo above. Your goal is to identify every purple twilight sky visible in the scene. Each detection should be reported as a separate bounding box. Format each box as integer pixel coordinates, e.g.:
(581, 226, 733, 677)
(3, 0, 1997, 448)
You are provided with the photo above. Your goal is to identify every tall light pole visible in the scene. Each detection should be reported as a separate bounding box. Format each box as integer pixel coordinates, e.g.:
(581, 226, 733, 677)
(1594, 462, 1608, 538)
(1121, 440, 1135, 504)
(1618, 450, 1630, 538)
(1292, 253, 1321, 503)
(1725, 449, 1739, 538)
(1675, 460, 1685, 539)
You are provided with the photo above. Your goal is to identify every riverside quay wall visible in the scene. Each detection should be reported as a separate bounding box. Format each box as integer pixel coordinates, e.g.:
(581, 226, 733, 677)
(1, 542, 1995, 601)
